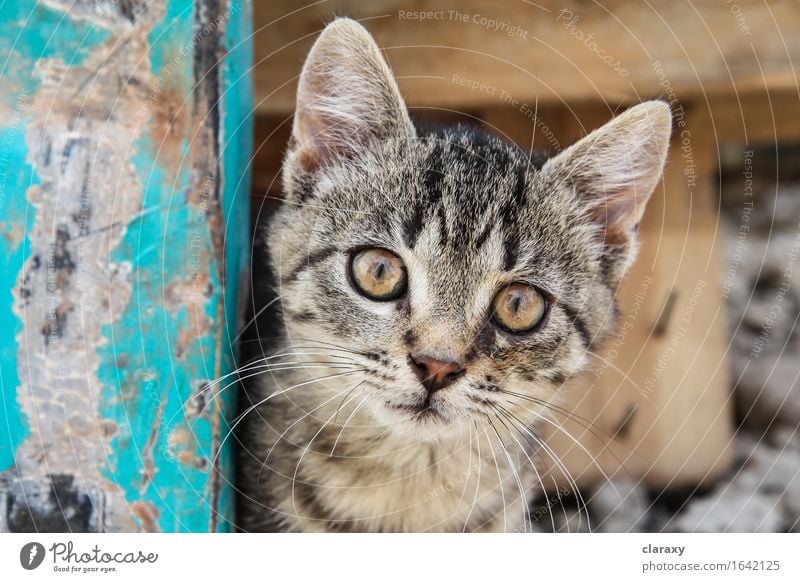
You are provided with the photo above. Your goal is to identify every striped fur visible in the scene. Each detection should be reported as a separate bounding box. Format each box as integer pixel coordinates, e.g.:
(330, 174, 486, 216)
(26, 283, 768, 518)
(238, 18, 671, 532)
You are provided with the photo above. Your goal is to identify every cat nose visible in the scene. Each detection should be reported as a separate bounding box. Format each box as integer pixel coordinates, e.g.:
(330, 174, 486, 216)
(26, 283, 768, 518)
(409, 353, 465, 393)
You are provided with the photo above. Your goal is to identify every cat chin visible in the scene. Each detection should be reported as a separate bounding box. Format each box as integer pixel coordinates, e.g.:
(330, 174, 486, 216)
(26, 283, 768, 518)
(390, 421, 465, 444)
(369, 401, 468, 443)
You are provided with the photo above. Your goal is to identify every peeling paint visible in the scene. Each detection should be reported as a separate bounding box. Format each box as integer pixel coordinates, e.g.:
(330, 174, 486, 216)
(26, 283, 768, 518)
(164, 275, 214, 360)
(131, 501, 160, 533)
(139, 396, 166, 495)
(1, 222, 24, 250)
(148, 83, 189, 175)
(177, 450, 208, 471)
(1, 0, 252, 532)
(5, 0, 159, 531)
(168, 427, 191, 449)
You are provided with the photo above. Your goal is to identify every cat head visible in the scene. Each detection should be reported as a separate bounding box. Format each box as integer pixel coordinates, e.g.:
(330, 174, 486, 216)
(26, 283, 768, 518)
(268, 18, 671, 441)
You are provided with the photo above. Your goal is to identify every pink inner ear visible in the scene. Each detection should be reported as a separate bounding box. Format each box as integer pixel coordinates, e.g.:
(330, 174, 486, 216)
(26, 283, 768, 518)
(292, 102, 350, 172)
(290, 20, 416, 174)
(545, 102, 671, 253)
(586, 186, 641, 250)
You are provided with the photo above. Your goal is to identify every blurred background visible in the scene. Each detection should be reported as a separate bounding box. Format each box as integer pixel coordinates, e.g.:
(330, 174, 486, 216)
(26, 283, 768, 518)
(249, 1, 800, 532)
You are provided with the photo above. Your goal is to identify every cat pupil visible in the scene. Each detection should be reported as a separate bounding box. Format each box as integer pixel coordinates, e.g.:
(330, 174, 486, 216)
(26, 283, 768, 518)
(374, 262, 385, 280)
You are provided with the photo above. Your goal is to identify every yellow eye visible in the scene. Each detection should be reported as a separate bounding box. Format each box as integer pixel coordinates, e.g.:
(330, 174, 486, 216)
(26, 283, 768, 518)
(491, 283, 548, 333)
(350, 248, 408, 301)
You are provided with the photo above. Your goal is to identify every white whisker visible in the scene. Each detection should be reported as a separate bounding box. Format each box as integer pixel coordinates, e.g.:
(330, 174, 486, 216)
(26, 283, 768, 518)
(328, 389, 371, 458)
(494, 403, 591, 532)
(486, 415, 531, 532)
(482, 422, 507, 532)
(462, 420, 483, 533)
(213, 370, 365, 468)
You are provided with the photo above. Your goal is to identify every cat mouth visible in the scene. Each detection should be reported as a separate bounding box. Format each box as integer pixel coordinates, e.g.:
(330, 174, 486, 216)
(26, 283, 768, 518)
(387, 401, 444, 421)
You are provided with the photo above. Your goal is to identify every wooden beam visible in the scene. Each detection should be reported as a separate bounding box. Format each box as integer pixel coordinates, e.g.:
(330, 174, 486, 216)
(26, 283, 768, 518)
(704, 88, 800, 145)
(253, 0, 800, 114)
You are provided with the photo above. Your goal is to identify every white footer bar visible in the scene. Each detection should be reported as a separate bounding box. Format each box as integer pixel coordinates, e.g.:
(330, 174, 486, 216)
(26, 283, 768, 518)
(1, 533, 797, 581)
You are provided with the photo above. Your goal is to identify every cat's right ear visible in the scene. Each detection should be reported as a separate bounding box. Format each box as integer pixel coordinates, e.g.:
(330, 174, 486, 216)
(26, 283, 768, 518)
(288, 18, 415, 173)
(540, 101, 671, 277)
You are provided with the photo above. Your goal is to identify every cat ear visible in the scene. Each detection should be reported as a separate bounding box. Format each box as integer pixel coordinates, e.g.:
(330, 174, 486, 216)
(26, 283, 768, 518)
(542, 101, 671, 264)
(290, 18, 415, 172)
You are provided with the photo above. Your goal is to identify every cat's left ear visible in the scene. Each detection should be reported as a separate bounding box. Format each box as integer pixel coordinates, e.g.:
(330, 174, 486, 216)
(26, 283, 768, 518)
(541, 101, 671, 270)
(289, 18, 415, 172)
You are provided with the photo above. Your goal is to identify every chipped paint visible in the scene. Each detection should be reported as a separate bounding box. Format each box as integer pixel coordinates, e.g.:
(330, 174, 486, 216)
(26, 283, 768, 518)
(164, 275, 214, 360)
(1, 0, 251, 532)
(131, 500, 160, 533)
(139, 395, 166, 494)
(3, 0, 150, 532)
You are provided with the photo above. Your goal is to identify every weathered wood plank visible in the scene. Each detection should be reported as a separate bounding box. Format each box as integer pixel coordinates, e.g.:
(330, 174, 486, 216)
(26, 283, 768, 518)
(252, 0, 800, 114)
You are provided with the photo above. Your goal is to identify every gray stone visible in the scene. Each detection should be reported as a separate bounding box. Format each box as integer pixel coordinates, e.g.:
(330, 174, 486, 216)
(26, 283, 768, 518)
(770, 423, 800, 451)
(670, 489, 783, 533)
(725, 226, 800, 428)
(589, 478, 649, 532)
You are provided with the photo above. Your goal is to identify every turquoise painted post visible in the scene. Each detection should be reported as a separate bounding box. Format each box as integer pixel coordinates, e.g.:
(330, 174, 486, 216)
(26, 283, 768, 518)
(0, 0, 252, 532)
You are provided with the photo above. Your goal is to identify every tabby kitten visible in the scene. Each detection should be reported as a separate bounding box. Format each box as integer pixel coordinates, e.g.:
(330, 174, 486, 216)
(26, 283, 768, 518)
(238, 18, 671, 532)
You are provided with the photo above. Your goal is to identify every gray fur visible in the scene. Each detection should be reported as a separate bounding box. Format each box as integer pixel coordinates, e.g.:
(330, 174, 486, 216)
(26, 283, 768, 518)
(238, 18, 671, 532)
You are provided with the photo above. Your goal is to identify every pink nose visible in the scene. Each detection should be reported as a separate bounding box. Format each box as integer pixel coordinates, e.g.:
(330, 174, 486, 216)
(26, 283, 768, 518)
(409, 354, 465, 393)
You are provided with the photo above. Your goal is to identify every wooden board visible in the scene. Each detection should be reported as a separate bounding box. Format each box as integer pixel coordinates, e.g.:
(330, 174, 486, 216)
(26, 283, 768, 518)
(252, 0, 800, 114)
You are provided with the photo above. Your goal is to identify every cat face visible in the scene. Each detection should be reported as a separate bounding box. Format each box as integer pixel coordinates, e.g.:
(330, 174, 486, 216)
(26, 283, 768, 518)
(267, 19, 671, 441)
